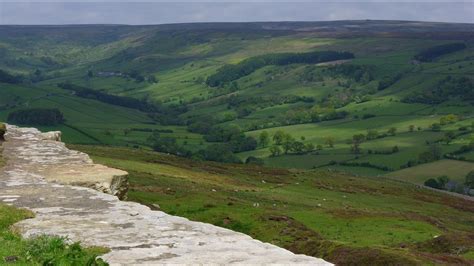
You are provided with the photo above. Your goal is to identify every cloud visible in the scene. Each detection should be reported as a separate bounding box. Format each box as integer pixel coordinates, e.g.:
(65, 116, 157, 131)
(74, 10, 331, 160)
(0, 1, 472, 25)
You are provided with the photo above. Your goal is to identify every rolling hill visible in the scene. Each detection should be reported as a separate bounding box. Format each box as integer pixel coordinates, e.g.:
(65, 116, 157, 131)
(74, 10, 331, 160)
(1, 20, 474, 264)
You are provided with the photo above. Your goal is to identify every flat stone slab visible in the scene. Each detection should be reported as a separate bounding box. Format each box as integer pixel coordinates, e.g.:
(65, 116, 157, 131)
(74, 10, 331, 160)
(0, 125, 331, 265)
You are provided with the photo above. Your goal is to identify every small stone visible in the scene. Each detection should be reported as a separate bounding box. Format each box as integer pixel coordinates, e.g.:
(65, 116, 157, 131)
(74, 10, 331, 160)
(4, 256, 18, 263)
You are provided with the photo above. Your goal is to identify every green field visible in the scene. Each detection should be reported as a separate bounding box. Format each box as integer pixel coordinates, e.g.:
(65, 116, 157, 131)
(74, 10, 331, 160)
(386, 159, 474, 184)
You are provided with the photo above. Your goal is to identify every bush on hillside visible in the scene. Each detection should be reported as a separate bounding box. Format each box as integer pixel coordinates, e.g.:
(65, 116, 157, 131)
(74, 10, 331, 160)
(402, 76, 474, 104)
(245, 156, 264, 165)
(0, 69, 23, 84)
(466, 171, 474, 189)
(7, 108, 65, 126)
(414, 42, 466, 62)
(196, 144, 241, 163)
(0, 123, 6, 140)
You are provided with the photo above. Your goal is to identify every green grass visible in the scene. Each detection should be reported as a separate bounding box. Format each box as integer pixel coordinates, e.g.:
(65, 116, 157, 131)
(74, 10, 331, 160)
(0, 204, 108, 265)
(386, 159, 474, 184)
(73, 144, 474, 265)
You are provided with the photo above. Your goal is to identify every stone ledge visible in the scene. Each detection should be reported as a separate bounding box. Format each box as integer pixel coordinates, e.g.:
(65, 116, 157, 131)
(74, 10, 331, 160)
(3, 125, 128, 199)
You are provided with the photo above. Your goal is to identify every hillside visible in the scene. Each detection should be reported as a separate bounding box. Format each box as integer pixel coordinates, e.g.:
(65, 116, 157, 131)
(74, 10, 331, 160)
(0, 21, 473, 187)
(71, 144, 474, 264)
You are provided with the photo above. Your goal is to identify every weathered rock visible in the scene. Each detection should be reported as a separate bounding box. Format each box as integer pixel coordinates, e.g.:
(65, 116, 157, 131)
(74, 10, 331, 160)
(40, 131, 62, 142)
(3, 126, 127, 199)
(0, 125, 331, 265)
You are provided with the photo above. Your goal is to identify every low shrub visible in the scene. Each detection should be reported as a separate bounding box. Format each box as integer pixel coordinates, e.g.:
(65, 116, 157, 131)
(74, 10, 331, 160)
(0, 123, 5, 140)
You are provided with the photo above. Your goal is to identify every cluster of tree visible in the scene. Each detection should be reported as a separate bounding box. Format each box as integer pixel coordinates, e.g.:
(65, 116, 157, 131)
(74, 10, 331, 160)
(127, 70, 146, 82)
(418, 144, 442, 163)
(424, 172, 473, 195)
(414, 42, 467, 62)
(323, 64, 373, 83)
(348, 128, 398, 154)
(245, 156, 265, 165)
(147, 132, 191, 157)
(402, 76, 473, 104)
(283, 107, 348, 125)
(129, 128, 174, 133)
(58, 83, 159, 112)
(269, 131, 315, 156)
(400, 143, 444, 169)
(424, 176, 451, 190)
(429, 114, 460, 133)
(445, 139, 474, 160)
(0, 69, 23, 84)
(377, 73, 403, 91)
(339, 161, 393, 172)
(147, 131, 243, 164)
(203, 124, 257, 153)
(367, 146, 399, 155)
(206, 51, 354, 87)
(195, 144, 241, 163)
(7, 108, 65, 126)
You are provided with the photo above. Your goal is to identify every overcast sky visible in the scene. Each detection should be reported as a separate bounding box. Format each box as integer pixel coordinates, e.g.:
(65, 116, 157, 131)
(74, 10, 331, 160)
(0, 1, 473, 25)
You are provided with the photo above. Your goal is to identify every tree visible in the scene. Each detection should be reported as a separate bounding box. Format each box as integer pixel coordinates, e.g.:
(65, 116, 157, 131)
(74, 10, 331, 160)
(392, 145, 399, 153)
(282, 134, 295, 154)
(290, 141, 306, 154)
(259, 131, 270, 147)
(444, 131, 455, 144)
(351, 134, 366, 154)
(366, 129, 379, 140)
(245, 156, 264, 165)
(424, 178, 441, 189)
(147, 75, 158, 83)
(431, 123, 441, 132)
(273, 130, 285, 145)
(387, 127, 397, 136)
(269, 145, 282, 157)
(440, 114, 458, 125)
(418, 144, 442, 163)
(409, 125, 415, 132)
(436, 175, 450, 189)
(7, 108, 65, 126)
(87, 70, 93, 78)
(324, 136, 335, 148)
(123, 128, 131, 136)
(465, 171, 474, 189)
(198, 144, 240, 163)
(305, 143, 316, 153)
